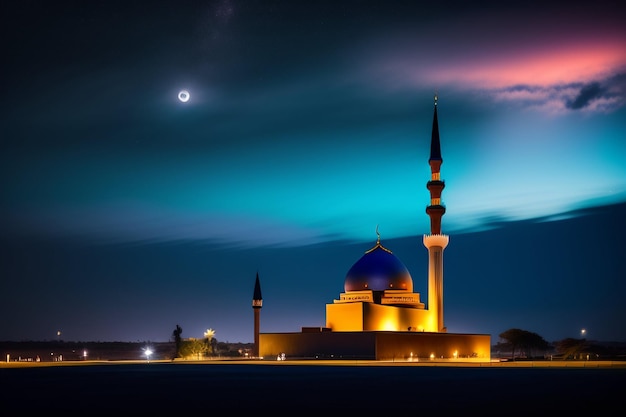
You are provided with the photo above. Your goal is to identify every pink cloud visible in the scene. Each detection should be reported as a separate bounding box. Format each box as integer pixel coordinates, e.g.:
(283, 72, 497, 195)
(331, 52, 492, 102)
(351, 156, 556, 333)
(420, 42, 626, 88)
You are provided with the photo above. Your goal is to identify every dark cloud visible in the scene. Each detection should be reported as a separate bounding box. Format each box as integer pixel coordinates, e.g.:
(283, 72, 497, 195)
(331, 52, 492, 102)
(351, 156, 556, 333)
(565, 73, 626, 111)
(567, 82, 604, 110)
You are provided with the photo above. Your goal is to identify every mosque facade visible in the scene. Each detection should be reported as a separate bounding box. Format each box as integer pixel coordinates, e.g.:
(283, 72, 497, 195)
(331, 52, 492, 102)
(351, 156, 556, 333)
(253, 97, 491, 361)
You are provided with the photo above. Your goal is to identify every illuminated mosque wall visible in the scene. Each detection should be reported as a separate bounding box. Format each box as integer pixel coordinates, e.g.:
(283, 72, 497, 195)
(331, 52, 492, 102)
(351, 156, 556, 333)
(256, 96, 491, 361)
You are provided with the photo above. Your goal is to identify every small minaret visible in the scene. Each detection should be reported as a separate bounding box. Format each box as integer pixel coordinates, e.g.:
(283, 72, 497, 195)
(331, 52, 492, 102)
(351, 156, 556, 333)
(252, 272, 263, 357)
(423, 94, 450, 332)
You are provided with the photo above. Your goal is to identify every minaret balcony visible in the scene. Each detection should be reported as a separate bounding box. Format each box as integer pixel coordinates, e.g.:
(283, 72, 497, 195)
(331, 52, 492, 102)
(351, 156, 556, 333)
(423, 233, 449, 249)
(427, 180, 445, 190)
(426, 204, 446, 212)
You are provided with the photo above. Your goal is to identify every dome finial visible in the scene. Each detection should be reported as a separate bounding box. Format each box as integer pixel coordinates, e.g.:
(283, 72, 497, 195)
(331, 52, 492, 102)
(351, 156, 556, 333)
(366, 224, 391, 253)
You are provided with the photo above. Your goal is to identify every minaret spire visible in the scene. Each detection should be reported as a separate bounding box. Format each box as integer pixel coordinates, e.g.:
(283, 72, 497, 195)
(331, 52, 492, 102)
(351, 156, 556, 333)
(430, 93, 442, 162)
(252, 271, 263, 358)
(426, 93, 446, 235)
(423, 94, 449, 333)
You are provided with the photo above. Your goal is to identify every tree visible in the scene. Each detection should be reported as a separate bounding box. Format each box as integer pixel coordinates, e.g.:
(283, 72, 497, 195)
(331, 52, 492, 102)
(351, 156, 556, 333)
(179, 338, 209, 359)
(553, 337, 587, 359)
(172, 324, 183, 359)
(498, 328, 551, 359)
(176, 329, 217, 360)
(204, 328, 216, 357)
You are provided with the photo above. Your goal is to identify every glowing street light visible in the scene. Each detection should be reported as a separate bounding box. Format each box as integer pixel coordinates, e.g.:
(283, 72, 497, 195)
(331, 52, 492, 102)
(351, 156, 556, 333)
(581, 328, 587, 338)
(204, 328, 215, 340)
(144, 347, 153, 363)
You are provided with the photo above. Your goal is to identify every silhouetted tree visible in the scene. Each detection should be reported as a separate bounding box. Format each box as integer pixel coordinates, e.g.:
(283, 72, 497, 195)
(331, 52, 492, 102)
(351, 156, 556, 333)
(498, 328, 551, 359)
(172, 324, 183, 359)
(203, 328, 216, 356)
(553, 337, 587, 359)
(524, 330, 551, 358)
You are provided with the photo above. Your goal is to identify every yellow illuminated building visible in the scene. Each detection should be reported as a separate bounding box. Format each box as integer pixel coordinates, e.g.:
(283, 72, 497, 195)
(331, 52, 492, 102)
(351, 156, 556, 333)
(326, 230, 437, 333)
(256, 96, 491, 361)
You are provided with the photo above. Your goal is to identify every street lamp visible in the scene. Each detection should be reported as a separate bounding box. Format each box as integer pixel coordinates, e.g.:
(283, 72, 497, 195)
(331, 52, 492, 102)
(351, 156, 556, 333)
(144, 347, 153, 363)
(581, 328, 586, 338)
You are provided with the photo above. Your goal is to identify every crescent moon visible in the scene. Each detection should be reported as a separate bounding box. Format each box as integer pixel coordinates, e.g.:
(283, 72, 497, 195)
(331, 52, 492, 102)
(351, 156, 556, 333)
(178, 90, 190, 102)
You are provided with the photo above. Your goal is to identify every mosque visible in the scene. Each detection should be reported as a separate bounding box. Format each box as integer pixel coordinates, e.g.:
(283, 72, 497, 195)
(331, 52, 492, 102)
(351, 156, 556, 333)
(252, 97, 491, 361)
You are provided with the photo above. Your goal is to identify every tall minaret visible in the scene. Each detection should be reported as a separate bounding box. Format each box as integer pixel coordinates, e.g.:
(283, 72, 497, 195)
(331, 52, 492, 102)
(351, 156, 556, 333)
(252, 272, 263, 357)
(423, 94, 450, 332)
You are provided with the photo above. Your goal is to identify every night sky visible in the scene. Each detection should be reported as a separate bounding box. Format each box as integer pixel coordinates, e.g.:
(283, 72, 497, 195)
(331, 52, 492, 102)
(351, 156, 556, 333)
(2, 1, 625, 344)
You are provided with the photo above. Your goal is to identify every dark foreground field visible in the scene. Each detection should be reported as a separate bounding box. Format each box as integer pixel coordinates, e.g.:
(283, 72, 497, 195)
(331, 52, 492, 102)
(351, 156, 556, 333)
(2, 361, 625, 413)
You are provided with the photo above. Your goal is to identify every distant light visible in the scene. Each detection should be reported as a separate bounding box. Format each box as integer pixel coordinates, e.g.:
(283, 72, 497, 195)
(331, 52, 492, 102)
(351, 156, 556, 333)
(178, 90, 190, 102)
(144, 347, 153, 362)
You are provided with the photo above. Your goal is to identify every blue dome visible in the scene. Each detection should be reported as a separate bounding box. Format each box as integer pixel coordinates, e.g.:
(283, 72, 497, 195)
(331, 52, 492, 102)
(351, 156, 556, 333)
(344, 243, 413, 292)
